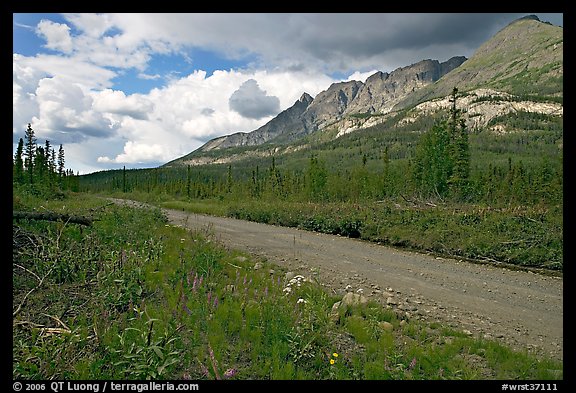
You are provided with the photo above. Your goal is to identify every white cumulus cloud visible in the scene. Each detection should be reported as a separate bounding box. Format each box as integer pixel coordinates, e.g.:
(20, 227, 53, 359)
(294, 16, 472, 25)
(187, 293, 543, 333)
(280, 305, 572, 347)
(98, 141, 167, 164)
(92, 89, 154, 120)
(36, 20, 74, 53)
(345, 70, 379, 83)
(32, 76, 116, 143)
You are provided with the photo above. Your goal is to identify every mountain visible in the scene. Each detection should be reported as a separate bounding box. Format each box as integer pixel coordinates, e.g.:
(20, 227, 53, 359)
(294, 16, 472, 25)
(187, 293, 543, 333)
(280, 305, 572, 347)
(175, 56, 466, 162)
(394, 15, 563, 111)
(166, 16, 562, 167)
(199, 93, 313, 152)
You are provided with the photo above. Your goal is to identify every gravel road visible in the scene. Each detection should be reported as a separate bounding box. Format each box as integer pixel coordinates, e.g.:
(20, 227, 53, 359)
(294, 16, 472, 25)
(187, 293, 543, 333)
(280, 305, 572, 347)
(110, 199, 563, 361)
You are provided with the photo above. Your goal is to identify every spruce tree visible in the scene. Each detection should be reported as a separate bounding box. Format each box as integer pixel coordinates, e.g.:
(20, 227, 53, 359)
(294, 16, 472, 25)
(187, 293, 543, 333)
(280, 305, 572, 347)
(306, 155, 327, 201)
(412, 87, 470, 200)
(58, 145, 65, 177)
(24, 123, 36, 185)
(14, 138, 24, 184)
(44, 140, 52, 184)
(186, 165, 191, 198)
(412, 120, 452, 198)
(50, 148, 57, 186)
(447, 88, 470, 198)
(34, 146, 46, 182)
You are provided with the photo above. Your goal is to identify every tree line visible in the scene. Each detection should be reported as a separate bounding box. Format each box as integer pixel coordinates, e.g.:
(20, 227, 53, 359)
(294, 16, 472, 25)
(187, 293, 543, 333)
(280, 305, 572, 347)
(13, 123, 78, 194)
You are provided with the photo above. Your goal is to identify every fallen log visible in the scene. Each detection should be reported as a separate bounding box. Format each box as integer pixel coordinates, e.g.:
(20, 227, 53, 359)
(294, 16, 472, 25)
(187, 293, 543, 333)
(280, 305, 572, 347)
(13, 211, 93, 226)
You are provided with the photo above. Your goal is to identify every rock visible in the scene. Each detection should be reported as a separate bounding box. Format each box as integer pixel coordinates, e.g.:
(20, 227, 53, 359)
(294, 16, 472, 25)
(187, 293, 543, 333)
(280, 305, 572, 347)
(330, 301, 342, 323)
(342, 292, 367, 306)
(253, 262, 263, 270)
(341, 292, 368, 307)
(331, 301, 341, 313)
(269, 269, 275, 275)
(386, 297, 397, 306)
(235, 256, 247, 263)
(284, 272, 295, 282)
(379, 321, 394, 332)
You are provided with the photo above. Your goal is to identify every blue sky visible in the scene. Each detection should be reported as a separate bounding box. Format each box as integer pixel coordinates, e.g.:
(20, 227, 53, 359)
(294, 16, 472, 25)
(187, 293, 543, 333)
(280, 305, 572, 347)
(12, 13, 563, 174)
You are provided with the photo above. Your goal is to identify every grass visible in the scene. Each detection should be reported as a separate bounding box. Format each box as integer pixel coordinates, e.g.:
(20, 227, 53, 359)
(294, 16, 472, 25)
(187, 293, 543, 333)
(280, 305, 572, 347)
(12, 190, 563, 380)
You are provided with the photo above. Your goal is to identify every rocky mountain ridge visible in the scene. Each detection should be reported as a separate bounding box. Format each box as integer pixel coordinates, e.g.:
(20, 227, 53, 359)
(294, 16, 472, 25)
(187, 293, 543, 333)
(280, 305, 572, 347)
(196, 56, 466, 154)
(165, 16, 563, 168)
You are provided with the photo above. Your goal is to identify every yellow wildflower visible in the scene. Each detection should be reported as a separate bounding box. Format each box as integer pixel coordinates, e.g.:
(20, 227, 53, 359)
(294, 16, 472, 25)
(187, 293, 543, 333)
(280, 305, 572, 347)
(330, 359, 335, 365)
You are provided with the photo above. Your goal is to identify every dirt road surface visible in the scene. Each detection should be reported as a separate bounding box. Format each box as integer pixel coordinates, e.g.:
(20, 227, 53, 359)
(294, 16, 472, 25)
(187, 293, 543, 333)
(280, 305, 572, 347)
(111, 199, 563, 361)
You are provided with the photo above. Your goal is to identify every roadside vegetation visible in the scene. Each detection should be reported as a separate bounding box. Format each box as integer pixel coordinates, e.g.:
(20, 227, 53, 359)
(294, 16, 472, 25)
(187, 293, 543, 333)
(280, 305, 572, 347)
(12, 188, 563, 380)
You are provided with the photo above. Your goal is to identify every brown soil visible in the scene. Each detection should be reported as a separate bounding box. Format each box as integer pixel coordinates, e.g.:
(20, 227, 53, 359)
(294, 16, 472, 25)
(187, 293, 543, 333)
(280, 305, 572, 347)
(110, 199, 563, 361)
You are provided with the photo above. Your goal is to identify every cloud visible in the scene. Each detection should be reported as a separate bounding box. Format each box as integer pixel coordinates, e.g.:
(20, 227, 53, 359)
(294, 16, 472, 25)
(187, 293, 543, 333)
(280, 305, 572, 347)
(62, 13, 115, 38)
(36, 20, 74, 53)
(14, 40, 338, 168)
(13, 53, 117, 91)
(228, 79, 280, 120)
(345, 69, 379, 83)
(92, 89, 154, 120)
(32, 77, 116, 143)
(97, 141, 167, 164)
(138, 72, 161, 80)
(96, 13, 538, 74)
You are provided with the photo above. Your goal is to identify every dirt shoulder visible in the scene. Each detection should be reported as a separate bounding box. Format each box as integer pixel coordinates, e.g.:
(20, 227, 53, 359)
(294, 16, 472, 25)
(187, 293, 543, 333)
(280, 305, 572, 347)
(110, 199, 563, 361)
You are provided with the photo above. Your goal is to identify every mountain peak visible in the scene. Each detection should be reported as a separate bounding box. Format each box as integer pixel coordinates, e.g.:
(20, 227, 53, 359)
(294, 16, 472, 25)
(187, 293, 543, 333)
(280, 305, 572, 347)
(299, 92, 313, 104)
(516, 14, 540, 23)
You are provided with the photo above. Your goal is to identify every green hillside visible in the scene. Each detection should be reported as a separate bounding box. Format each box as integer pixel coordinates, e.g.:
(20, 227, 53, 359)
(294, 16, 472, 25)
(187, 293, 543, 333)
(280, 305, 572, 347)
(395, 17, 563, 110)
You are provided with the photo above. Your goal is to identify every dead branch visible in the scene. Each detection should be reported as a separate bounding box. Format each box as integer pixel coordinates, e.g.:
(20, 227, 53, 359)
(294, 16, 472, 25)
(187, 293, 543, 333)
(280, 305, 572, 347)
(400, 194, 414, 204)
(13, 225, 40, 250)
(13, 320, 45, 329)
(38, 327, 72, 336)
(13, 263, 41, 282)
(41, 313, 70, 331)
(13, 266, 54, 318)
(13, 211, 93, 226)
